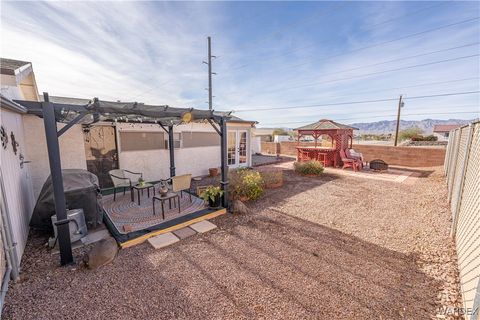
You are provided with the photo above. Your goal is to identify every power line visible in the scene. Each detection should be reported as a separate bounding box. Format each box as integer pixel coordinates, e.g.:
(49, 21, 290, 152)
(224, 45, 479, 97)
(365, 1, 450, 29)
(267, 54, 479, 94)
(227, 16, 480, 77)
(227, 1, 451, 70)
(309, 42, 478, 79)
(264, 104, 479, 121)
(275, 77, 479, 106)
(234, 90, 480, 113)
(260, 111, 479, 126)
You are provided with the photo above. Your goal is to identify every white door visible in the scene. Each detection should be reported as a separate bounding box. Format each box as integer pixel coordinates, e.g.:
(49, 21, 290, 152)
(227, 130, 248, 168)
(0, 109, 34, 267)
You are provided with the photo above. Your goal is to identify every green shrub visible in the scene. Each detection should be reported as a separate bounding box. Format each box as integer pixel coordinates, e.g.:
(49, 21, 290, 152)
(411, 134, 438, 141)
(294, 160, 324, 176)
(229, 168, 264, 200)
(398, 127, 423, 141)
(258, 168, 283, 188)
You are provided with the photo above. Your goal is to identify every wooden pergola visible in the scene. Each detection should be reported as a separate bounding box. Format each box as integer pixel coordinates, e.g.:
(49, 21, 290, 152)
(14, 93, 233, 266)
(295, 119, 358, 167)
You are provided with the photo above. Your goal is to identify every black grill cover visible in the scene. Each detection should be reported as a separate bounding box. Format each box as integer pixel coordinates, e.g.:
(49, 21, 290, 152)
(30, 169, 103, 232)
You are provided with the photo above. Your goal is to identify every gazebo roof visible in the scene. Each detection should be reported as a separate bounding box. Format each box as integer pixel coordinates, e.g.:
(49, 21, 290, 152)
(295, 119, 358, 131)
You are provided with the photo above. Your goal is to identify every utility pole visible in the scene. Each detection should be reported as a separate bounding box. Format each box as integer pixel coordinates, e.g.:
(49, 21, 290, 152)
(394, 95, 404, 146)
(203, 36, 216, 110)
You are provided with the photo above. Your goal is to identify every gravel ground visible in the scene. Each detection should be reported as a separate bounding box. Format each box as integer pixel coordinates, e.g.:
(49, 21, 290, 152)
(3, 166, 462, 320)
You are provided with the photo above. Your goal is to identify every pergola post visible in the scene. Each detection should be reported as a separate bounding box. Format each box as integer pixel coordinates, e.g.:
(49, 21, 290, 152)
(168, 125, 176, 177)
(41, 92, 74, 265)
(220, 118, 229, 208)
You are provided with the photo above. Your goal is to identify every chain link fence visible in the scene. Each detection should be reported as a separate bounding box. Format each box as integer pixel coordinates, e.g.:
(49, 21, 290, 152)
(444, 121, 480, 319)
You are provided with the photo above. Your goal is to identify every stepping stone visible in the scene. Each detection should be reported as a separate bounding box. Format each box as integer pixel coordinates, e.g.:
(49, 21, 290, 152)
(190, 220, 217, 233)
(148, 232, 179, 249)
(173, 227, 197, 239)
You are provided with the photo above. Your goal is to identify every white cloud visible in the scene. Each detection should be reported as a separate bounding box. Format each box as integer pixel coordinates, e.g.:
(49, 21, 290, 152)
(1, 1, 478, 127)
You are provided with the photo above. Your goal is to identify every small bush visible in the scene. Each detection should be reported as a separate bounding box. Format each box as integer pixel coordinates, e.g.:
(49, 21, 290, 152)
(258, 168, 283, 188)
(294, 161, 324, 176)
(398, 127, 424, 141)
(411, 134, 438, 141)
(229, 168, 264, 201)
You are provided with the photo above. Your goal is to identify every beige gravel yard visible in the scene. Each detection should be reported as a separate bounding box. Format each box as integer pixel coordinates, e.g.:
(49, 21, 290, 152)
(3, 166, 462, 320)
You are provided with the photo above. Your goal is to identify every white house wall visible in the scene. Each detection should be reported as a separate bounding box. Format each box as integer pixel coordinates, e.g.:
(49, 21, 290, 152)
(116, 123, 216, 180)
(22, 115, 87, 199)
(0, 108, 35, 263)
(116, 122, 252, 181)
(433, 132, 449, 142)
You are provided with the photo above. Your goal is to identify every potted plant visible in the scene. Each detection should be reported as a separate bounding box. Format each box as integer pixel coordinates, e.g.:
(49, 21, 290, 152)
(137, 177, 145, 187)
(200, 186, 224, 209)
(209, 167, 219, 177)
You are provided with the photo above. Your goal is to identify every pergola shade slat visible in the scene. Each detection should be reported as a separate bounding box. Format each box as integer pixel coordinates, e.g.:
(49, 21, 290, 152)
(13, 99, 232, 125)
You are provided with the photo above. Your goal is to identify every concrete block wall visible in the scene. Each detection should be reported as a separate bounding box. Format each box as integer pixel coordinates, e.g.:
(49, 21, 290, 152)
(352, 145, 446, 167)
(260, 142, 446, 167)
(260, 142, 279, 155)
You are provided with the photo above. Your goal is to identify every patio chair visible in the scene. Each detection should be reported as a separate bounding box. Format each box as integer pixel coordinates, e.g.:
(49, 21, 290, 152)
(163, 174, 193, 202)
(345, 148, 364, 169)
(340, 149, 361, 172)
(109, 169, 142, 201)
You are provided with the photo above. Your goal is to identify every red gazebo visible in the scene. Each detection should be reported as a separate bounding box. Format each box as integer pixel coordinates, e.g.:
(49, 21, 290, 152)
(295, 119, 358, 167)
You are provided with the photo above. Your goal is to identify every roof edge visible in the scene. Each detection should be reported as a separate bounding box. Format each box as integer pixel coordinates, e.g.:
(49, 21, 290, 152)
(0, 95, 27, 114)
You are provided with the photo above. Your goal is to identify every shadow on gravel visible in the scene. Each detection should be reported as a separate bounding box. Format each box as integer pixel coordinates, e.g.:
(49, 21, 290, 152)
(209, 209, 442, 319)
(389, 166, 435, 178)
(5, 211, 441, 319)
(255, 169, 341, 206)
(4, 166, 440, 319)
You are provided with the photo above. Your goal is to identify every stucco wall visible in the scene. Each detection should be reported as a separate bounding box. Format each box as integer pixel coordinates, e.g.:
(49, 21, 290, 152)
(252, 136, 262, 154)
(22, 115, 87, 199)
(116, 122, 252, 181)
(19, 119, 252, 196)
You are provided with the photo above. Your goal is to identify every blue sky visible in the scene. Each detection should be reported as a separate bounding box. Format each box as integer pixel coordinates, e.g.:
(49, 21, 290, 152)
(1, 1, 479, 127)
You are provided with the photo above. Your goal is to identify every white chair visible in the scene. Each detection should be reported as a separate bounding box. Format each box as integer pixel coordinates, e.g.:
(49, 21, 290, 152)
(108, 169, 142, 201)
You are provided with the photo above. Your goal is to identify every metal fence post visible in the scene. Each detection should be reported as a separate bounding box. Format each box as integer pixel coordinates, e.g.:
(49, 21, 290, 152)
(168, 125, 176, 177)
(444, 133, 454, 176)
(448, 129, 462, 202)
(220, 118, 229, 209)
